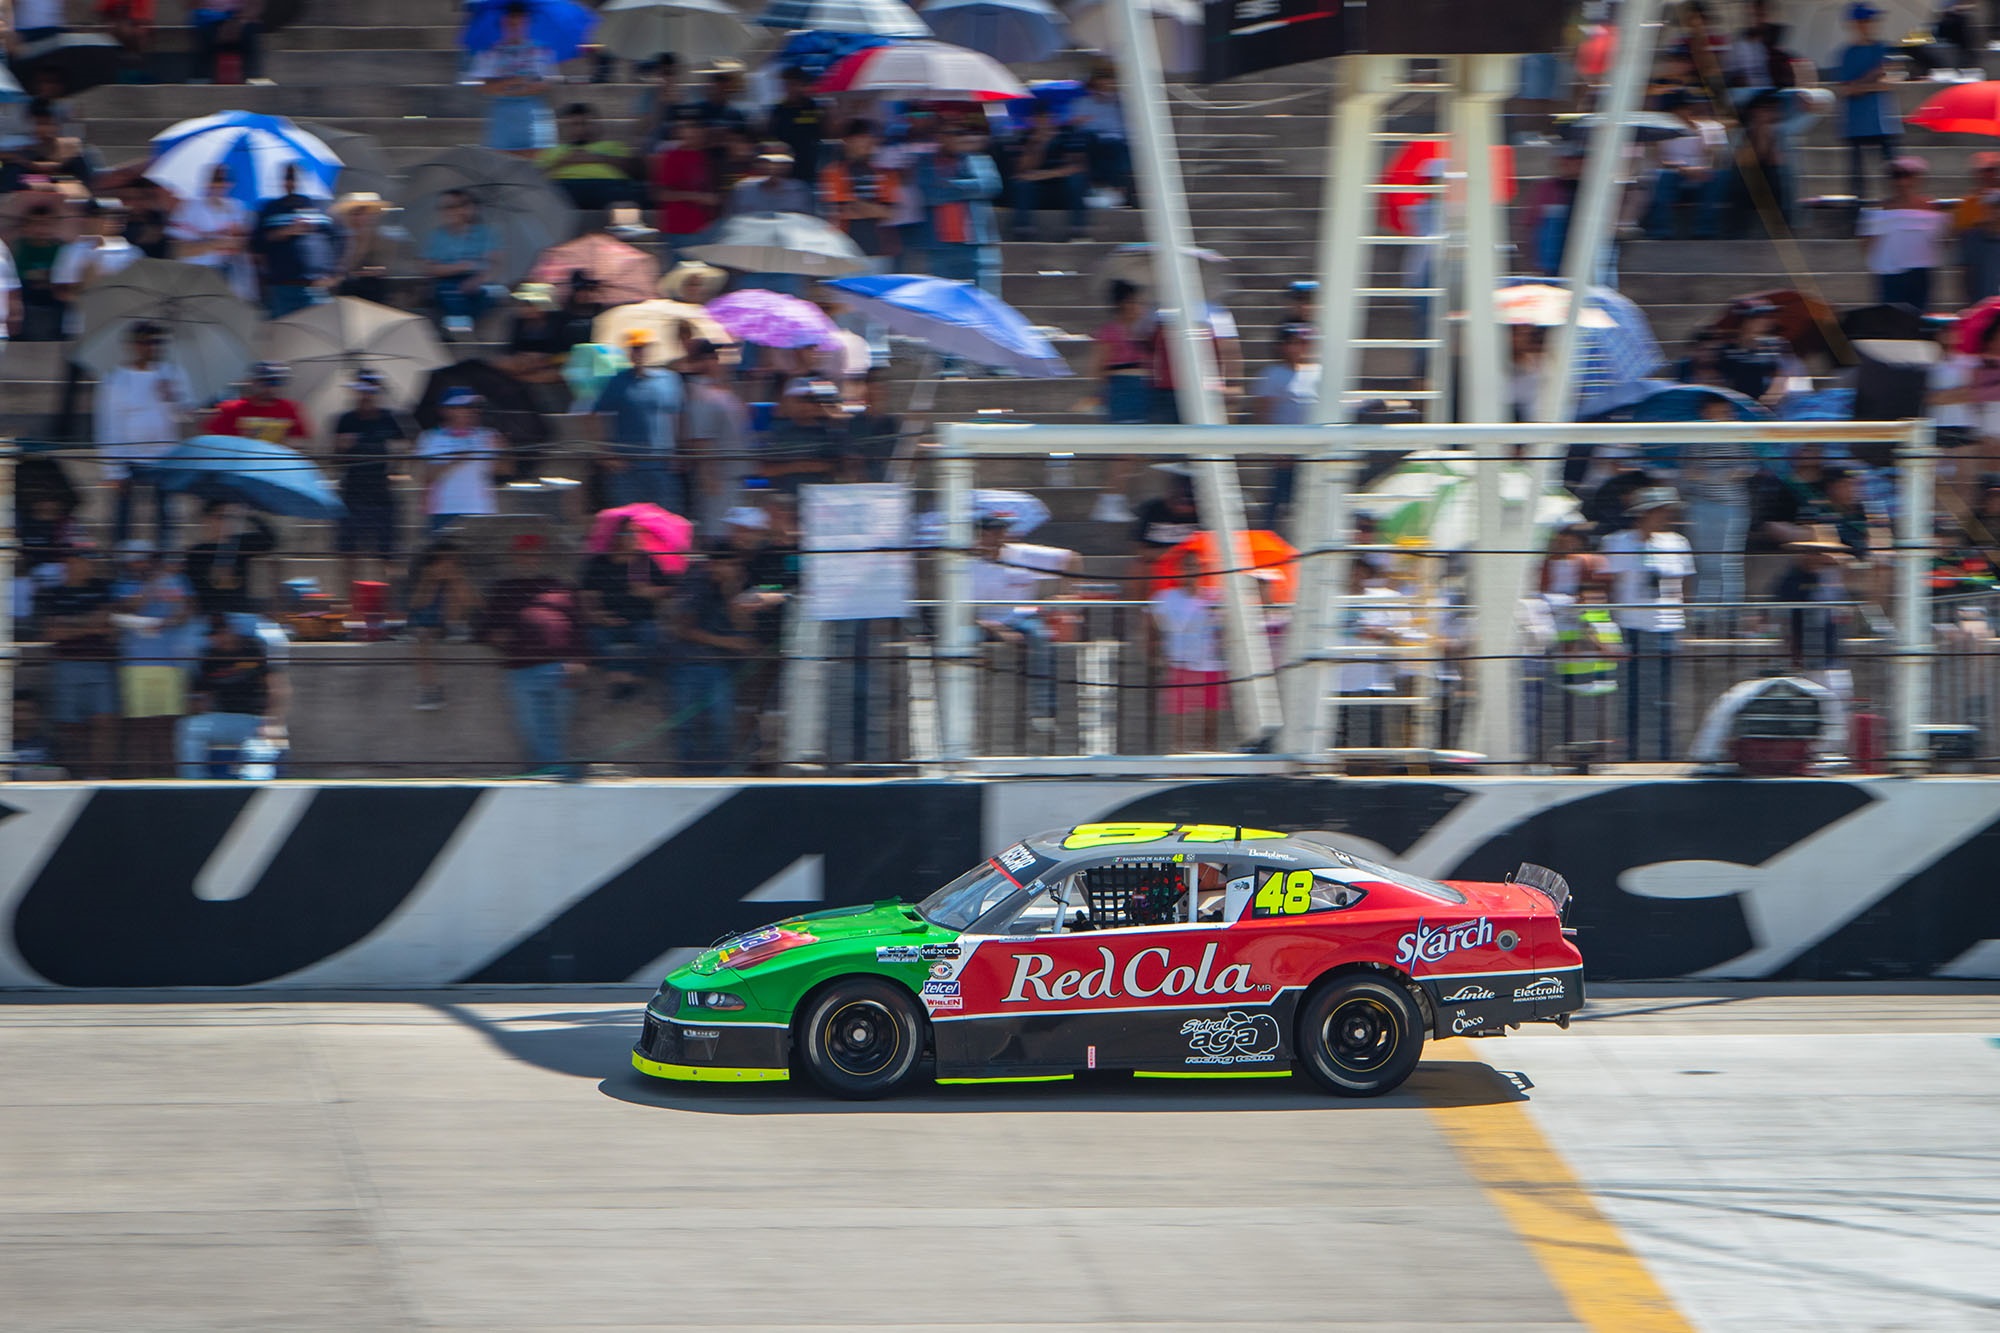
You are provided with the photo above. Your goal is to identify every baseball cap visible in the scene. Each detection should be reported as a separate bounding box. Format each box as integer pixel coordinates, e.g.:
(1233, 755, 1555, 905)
(1287, 280, 1319, 296)
(251, 360, 289, 384)
(1626, 486, 1682, 515)
(441, 388, 484, 408)
(1848, 3, 1881, 22)
(348, 369, 386, 392)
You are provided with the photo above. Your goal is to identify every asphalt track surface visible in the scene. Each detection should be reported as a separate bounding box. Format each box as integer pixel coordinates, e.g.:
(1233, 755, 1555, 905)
(3, 988, 1997, 1332)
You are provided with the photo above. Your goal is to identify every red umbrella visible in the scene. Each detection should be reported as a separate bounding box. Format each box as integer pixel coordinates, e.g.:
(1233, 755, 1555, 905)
(1910, 80, 2000, 136)
(1377, 140, 1516, 236)
(1956, 295, 2000, 354)
(589, 503, 694, 575)
(528, 231, 661, 307)
(817, 40, 1026, 102)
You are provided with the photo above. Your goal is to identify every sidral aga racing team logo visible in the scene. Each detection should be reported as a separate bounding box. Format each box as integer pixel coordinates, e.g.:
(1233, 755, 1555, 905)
(1180, 1010, 1281, 1065)
(1395, 917, 1495, 969)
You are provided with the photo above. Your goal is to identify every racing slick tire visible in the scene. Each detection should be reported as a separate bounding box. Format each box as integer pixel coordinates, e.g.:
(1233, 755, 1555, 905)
(798, 977, 926, 1099)
(1296, 975, 1426, 1097)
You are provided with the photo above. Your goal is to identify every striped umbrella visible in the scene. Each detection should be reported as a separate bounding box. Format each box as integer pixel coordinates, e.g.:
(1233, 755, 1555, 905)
(921, 0, 1069, 64)
(147, 112, 343, 208)
(817, 39, 1026, 101)
(755, 0, 931, 36)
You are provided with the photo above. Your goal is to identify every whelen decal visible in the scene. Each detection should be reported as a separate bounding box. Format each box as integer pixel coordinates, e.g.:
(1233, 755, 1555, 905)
(1003, 941, 1259, 1003)
(1180, 1010, 1281, 1065)
(1394, 917, 1496, 969)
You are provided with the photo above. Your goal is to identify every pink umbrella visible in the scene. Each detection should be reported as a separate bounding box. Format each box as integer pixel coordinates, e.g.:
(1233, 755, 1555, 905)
(528, 231, 662, 306)
(589, 502, 694, 575)
(705, 288, 841, 348)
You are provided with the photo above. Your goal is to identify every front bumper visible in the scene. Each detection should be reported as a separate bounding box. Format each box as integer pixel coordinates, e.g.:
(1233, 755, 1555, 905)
(631, 1006, 790, 1084)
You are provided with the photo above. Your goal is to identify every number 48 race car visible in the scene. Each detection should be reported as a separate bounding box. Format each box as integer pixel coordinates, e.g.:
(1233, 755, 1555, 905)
(632, 823, 1584, 1099)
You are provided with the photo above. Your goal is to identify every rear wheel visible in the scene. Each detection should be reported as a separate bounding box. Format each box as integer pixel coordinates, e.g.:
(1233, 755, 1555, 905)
(1297, 976, 1425, 1097)
(797, 978, 924, 1099)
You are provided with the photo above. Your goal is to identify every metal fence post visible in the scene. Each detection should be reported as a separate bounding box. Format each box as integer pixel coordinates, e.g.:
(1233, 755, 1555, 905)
(937, 441, 976, 765)
(0, 435, 13, 769)
(1895, 420, 1936, 770)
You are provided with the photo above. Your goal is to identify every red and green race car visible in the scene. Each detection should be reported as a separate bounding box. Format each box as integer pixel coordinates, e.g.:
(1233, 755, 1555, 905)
(632, 822, 1584, 1099)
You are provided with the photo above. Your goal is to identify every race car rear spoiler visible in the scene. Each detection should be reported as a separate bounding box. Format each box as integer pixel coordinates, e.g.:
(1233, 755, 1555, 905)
(1511, 863, 1571, 919)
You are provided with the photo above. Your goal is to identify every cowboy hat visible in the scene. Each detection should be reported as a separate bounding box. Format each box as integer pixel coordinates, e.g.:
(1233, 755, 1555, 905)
(1625, 486, 1683, 515)
(658, 261, 728, 303)
(1785, 524, 1855, 560)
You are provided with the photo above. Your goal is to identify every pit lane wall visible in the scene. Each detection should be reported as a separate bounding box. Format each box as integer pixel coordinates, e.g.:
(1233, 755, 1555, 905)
(1, 777, 1996, 988)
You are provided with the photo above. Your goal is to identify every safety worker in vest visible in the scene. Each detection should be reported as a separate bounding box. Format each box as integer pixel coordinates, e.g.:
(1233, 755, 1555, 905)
(1555, 590, 1625, 696)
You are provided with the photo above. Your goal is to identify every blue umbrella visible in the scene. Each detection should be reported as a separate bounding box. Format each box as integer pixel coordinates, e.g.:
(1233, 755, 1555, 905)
(775, 28, 899, 79)
(1588, 381, 1768, 472)
(148, 111, 343, 209)
(147, 435, 346, 519)
(825, 273, 1071, 375)
(1003, 78, 1084, 127)
(462, 0, 600, 62)
(1775, 387, 1855, 421)
(1498, 278, 1663, 416)
(922, 0, 1067, 63)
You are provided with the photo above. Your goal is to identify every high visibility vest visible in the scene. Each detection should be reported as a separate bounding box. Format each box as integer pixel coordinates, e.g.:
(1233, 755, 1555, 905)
(1555, 607, 1621, 695)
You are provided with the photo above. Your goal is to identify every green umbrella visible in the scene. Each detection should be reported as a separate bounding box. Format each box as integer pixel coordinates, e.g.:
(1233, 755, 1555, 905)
(1354, 451, 1580, 552)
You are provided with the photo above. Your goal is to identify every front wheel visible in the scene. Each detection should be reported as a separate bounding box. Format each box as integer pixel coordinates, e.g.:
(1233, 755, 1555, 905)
(1296, 976, 1425, 1097)
(797, 978, 925, 1099)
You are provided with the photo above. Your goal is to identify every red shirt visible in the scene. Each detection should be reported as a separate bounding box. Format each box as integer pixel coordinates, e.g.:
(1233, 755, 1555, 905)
(209, 395, 309, 446)
(653, 147, 717, 237)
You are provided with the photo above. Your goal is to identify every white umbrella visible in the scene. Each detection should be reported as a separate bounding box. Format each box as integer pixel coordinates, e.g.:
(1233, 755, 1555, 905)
(755, 0, 931, 36)
(260, 297, 452, 428)
(147, 111, 343, 207)
(921, 0, 1069, 65)
(687, 212, 869, 277)
(1066, 0, 1200, 76)
(1354, 452, 1580, 552)
(73, 259, 258, 406)
(400, 146, 578, 287)
(817, 39, 1028, 102)
(597, 0, 754, 59)
(296, 121, 397, 200)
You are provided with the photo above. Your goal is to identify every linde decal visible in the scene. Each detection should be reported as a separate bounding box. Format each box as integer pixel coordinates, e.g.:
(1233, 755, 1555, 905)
(1395, 917, 1495, 968)
(1440, 984, 1495, 1002)
(1003, 942, 1258, 1003)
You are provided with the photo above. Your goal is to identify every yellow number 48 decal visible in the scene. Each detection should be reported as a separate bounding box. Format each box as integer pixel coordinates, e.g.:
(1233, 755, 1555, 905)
(1252, 870, 1316, 917)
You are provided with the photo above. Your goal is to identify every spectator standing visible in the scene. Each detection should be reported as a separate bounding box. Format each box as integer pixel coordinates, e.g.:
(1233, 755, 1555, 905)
(767, 66, 827, 186)
(1253, 323, 1319, 530)
(208, 360, 309, 445)
(683, 60, 750, 137)
(174, 613, 275, 777)
(819, 119, 899, 260)
(407, 537, 475, 710)
(330, 371, 406, 589)
(1772, 527, 1856, 674)
(680, 337, 751, 538)
(51, 199, 139, 341)
(1835, 3, 1901, 208)
(669, 542, 760, 774)
(652, 113, 720, 253)
(594, 328, 686, 510)
(1150, 554, 1226, 751)
(12, 202, 65, 341)
(1083, 279, 1150, 523)
(1602, 486, 1694, 762)
(478, 533, 585, 778)
(472, 0, 557, 155)
(1681, 401, 1756, 604)
(634, 53, 682, 152)
(579, 518, 671, 699)
(190, 0, 265, 85)
(1130, 470, 1200, 582)
(92, 320, 190, 544)
(1859, 157, 1947, 308)
(1007, 103, 1089, 242)
(724, 145, 812, 217)
(111, 539, 193, 775)
(761, 378, 847, 493)
(1643, 89, 1727, 239)
(969, 515, 1074, 735)
(843, 366, 903, 482)
(37, 542, 120, 777)
(536, 102, 641, 209)
(423, 188, 501, 337)
(183, 500, 275, 616)
(919, 127, 1001, 295)
(1952, 153, 2000, 303)
(416, 389, 504, 531)
(250, 165, 341, 316)
(168, 163, 256, 299)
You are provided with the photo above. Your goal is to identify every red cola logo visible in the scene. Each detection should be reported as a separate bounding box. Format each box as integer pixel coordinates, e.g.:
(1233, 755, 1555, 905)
(1394, 917, 1494, 968)
(1004, 941, 1257, 1003)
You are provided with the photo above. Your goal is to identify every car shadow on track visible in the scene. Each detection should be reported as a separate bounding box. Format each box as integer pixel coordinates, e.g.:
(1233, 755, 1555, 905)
(435, 1002, 1533, 1112)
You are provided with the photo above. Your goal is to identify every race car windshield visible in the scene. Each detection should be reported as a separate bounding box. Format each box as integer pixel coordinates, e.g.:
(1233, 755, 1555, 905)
(1313, 845, 1466, 904)
(916, 862, 1018, 932)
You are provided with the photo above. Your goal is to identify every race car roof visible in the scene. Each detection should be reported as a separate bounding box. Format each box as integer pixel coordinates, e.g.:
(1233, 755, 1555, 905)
(1021, 823, 1330, 865)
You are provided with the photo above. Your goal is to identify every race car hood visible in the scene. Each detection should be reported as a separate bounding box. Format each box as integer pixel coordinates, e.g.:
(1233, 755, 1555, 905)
(684, 900, 929, 976)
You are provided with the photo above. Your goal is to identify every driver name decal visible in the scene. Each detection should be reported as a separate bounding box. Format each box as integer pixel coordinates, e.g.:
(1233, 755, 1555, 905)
(1003, 942, 1259, 1003)
(1394, 916, 1495, 969)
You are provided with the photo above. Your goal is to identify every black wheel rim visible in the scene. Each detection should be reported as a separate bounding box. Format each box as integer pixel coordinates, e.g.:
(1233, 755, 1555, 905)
(823, 999, 902, 1078)
(1322, 996, 1398, 1074)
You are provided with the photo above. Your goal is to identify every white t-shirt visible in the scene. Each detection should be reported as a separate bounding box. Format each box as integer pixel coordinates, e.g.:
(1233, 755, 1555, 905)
(1254, 362, 1321, 426)
(1857, 207, 1949, 276)
(51, 236, 141, 335)
(416, 426, 502, 516)
(0, 239, 17, 343)
(1150, 586, 1225, 671)
(1601, 528, 1696, 633)
(169, 195, 257, 299)
(1658, 118, 1727, 172)
(969, 541, 1072, 608)
(93, 362, 193, 477)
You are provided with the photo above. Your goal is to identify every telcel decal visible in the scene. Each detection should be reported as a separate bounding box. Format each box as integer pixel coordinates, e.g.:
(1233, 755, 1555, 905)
(1512, 975, 1566, 1000)
(1003, 941, 1260, 1004)
(1440, 983, 1496, 1002)
(1395, 917, 1495, 969)
(1180, 1010, 1280, 1065)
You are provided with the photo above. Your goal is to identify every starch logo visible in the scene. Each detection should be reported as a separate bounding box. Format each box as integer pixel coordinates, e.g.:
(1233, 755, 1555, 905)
(1440, 984, 1496, 1003)
(1394, 917, 1495, 969)
(1179, 1010, 1281, 1065)
(1003, 942, 1259, 1004)
(1513, 975, 1566, 1000)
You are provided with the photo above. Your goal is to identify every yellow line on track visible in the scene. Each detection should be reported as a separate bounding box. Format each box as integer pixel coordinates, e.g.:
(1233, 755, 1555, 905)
(1421, 1043, 1693, 1333)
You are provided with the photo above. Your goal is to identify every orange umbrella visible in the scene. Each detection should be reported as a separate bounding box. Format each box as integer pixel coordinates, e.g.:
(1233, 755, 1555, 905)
(1151, 530, 1298, 605)
(528, 231, 661, 307)
(1377, 140, 1516, 236)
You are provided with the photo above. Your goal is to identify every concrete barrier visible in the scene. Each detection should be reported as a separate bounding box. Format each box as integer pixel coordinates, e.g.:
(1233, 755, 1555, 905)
(1, 776, 1996, 987)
